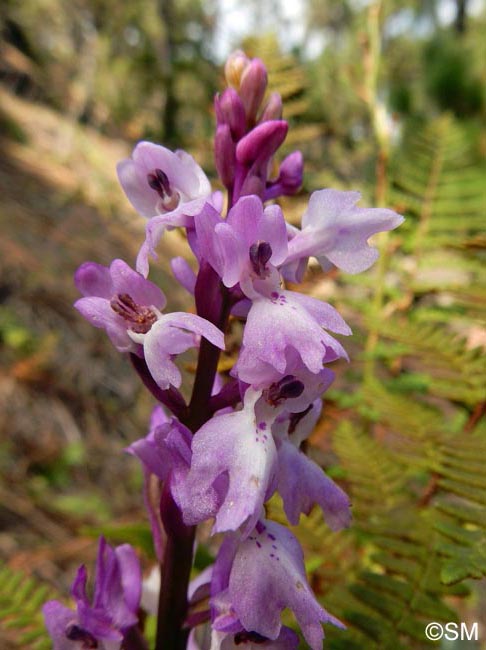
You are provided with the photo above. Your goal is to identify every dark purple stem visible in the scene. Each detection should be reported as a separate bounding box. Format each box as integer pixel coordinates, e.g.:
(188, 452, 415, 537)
(186, 261, 232, 430)
(130, 353, 187, 420)
(155, 484, 196, 650)
(154, 261, 232, 650)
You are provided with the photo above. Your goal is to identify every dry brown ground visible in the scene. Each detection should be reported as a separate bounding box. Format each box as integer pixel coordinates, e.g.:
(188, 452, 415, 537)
(0, 86, 193, 600)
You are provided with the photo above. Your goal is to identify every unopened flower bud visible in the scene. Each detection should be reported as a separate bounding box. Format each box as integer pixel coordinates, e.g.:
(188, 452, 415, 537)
(264, 151, 304, 200)
(224, 50, 250, 89)
(236, 120, 288, 168)
(215, 89, 246, 141)
(239, 58, 268, 124)
(215, 124, 236, 188)
(279, 151, 304, 193)
(260, 92, 283, 122)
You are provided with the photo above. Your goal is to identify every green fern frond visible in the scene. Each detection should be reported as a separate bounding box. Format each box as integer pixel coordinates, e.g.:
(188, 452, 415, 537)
(322, 508, 470, 650)
(427, 436, 486, 585)
(390, 117, 486, 255)
(368, 319, 486, 406)
(332, 421, 407, 523)
(0, 563, 54, 649)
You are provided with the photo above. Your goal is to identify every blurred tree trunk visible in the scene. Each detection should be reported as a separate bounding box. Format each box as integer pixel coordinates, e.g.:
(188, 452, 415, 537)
(454, 0, 468, 34)
(158, 0, 178, 145)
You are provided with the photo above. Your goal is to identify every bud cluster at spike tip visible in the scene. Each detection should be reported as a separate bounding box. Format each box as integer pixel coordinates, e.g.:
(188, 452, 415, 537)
(50, 49, 404, 650)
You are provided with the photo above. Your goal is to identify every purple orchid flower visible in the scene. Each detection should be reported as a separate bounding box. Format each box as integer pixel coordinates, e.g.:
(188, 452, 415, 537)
(131, 311, 225, 390)
(75, 258, 225, 389)
(236, 285, 351, 381)
(177, 388, 278, 535)
(211, 520, 344, 650)
(116, 140, 214, 277)
(286, 189, 405, 274)
(195, 195, 288, 291)
(127, 411, 196, 525)
(43, 537, 141, 650)
(75, 258, 166, 353)
(233, 347, 336, 412)
(128, 405, 225, 536)
(127, 410, 192, 483)
(117, 141, 211, 220)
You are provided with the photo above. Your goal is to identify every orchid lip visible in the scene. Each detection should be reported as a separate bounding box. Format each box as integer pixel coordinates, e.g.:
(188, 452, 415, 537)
(110, 293, 157, 334)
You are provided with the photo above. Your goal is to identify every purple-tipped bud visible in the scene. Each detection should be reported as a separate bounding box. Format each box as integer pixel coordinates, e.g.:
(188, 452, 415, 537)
(215, 89, 247, 141)
(249, 240, 273, 276)
(215, 124, 236, 188)
(264, 151, 304, 200)
(260, 92, 283, 122)
(279, 151, 304, 190)
(236, 120, 288, 168)
(266, 375, 305, 406)
(225, 50, 250, 89)
(239, 58, 268, 124)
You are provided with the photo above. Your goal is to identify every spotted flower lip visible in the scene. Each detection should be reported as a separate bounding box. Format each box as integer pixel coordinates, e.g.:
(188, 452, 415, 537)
(286, 188, 405, 274)
(238, 287, 351, 379)
(177, 388, 278, 536)
(117, 141, 211, 219)
(212, 520, 344, 650)
(42, 537, 141, 650)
